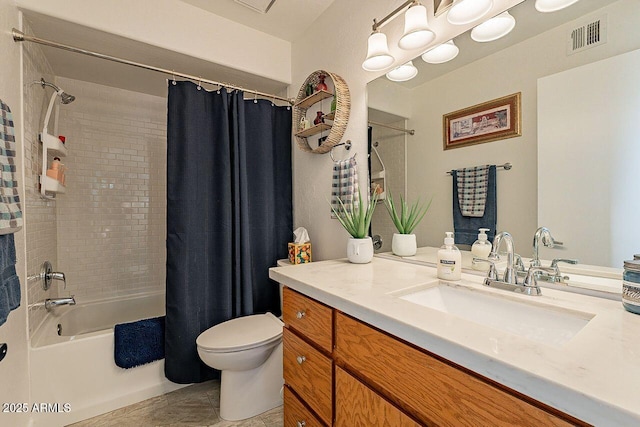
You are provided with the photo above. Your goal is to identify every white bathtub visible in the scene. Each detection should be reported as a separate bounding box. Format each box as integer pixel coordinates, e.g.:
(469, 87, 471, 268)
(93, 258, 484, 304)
(29, 291, 185, 426)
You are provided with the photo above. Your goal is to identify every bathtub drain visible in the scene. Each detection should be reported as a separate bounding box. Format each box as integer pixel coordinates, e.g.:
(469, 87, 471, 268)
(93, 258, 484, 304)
(57, 323, 62, 336)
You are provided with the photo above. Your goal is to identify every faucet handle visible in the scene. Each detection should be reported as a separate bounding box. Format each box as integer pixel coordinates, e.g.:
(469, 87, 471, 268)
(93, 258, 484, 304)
(473, 258, 498, 284)
(550, 258, 578, 268)
(523, 266, 556, 295)
(514, 253, 525, 272)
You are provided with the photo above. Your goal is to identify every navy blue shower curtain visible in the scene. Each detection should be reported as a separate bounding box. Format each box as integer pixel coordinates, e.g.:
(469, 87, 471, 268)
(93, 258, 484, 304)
(165, 81, 292, 384)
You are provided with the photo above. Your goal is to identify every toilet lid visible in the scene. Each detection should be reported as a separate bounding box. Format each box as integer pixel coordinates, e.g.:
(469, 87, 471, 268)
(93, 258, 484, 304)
(196, 312, 283, 352)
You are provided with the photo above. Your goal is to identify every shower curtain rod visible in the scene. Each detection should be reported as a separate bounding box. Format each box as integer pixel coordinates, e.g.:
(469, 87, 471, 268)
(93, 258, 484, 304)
(12, 28, 294, 105)
(368, 120, 415, 135)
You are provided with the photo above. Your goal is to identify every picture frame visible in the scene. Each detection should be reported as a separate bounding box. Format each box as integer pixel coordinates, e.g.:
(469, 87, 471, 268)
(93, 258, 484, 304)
(443, 92, 521, 150)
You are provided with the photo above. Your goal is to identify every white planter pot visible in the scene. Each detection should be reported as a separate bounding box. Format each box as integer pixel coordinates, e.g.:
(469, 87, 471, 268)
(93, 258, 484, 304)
(347, 237, 374, 264)
(392, 233, 417, 257)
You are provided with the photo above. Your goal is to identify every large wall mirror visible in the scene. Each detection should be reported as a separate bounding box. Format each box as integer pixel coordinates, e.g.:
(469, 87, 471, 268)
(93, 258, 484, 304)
(368, 0, 640, 270)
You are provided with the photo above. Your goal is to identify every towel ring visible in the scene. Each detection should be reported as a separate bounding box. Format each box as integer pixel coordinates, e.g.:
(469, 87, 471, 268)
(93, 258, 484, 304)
(330, 140, 352, 162)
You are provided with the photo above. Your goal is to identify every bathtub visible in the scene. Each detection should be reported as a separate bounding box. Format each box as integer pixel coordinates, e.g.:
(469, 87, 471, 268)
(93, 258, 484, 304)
(29, 291, 185, 426)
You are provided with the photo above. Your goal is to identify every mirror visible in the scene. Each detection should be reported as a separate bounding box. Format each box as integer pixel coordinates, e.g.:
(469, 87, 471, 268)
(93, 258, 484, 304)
(368, 0, 639, 270)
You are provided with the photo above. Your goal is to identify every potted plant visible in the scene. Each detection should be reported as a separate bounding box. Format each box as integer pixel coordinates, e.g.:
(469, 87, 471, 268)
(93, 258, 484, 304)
(384, 193, 432, 257)
(330, 189, 379, 264)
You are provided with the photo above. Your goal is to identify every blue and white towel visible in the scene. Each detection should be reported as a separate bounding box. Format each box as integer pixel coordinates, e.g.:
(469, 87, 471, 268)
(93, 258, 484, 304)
(331, 156, 359, 214)
(0, 234, 21, 327)
(0, 99, 22, 234)
(456, 165, 490, 217)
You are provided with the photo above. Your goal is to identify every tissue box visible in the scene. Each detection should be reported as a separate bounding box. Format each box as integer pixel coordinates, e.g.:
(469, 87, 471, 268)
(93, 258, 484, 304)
(288, 242, 312, 264)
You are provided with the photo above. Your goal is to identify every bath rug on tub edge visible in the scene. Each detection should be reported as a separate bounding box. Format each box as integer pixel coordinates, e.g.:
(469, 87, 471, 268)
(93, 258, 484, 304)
(114, 316, 165, 369)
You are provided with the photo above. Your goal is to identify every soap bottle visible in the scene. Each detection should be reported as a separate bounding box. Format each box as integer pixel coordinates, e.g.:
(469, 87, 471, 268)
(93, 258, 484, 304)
(437, 232, 461, 281)
(471, 228, 492, 271)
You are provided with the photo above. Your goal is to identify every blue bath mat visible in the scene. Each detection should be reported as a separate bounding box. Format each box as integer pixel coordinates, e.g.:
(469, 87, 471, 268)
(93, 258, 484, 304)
(114, 316, 165, 369)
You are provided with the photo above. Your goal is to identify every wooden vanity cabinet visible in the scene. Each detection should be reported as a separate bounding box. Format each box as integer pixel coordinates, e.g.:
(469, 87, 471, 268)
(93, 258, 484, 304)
(282, 288, 333, 426)
(282, 287, 587, 426)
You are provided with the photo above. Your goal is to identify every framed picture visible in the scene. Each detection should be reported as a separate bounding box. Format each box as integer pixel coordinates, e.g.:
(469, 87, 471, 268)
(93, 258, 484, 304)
(443, 92, 521, 150)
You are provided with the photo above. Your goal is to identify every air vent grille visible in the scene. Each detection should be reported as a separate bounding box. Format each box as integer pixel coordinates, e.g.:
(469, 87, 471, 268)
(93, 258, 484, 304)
(568, 15, 607, 55)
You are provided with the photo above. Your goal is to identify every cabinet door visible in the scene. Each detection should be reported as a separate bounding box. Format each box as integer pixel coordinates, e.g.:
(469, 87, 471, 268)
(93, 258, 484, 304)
(284, 386, 325, 427)
(283, 328, 332, 425)
(283, 287, 333, 353)
(335, 366, 420, 427)
(334, 312, 577, 427)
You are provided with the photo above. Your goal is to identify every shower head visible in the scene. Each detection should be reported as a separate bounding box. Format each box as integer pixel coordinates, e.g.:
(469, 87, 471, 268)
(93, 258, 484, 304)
(37, 78, 75, 104)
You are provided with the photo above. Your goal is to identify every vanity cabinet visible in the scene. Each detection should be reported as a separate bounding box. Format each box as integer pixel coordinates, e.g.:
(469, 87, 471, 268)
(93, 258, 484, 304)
(282, 287, 333, 426)
(282, 287, 586, 426)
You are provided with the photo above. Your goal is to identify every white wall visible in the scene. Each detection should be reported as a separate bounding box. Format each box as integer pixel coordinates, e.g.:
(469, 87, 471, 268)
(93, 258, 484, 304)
(0, 1, 30, 426)
(15, 0, 291, 85)
(538, 49, 640, 267)
(400, 0, 640, 256)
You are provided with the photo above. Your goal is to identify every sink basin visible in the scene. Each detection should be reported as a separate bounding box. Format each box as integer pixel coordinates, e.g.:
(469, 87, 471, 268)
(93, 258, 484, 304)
(398, 283, 594, 348)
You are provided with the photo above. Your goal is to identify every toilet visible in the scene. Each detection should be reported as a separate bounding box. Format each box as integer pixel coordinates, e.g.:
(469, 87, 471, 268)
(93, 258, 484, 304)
(196, 311, 284, 421)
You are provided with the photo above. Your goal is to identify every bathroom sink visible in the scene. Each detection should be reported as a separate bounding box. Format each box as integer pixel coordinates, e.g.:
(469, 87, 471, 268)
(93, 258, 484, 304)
(397, 282, 594, 348)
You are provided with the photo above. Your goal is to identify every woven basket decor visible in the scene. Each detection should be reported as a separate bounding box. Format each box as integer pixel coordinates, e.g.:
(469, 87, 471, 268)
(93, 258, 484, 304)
(292, 70, 350, 154)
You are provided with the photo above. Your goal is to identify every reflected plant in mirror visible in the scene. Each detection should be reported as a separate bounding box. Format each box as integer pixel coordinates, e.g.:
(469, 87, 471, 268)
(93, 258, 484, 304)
(367, 0, 639, 272)
(385, 193, 433, 257)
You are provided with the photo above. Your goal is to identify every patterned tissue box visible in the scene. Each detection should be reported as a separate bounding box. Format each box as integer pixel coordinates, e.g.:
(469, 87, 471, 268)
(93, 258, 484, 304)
(288, 242, 312, 264)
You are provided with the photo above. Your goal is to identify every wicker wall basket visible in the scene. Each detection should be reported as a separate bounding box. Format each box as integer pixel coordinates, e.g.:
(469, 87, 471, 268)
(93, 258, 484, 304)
(292, 70, 350, 154)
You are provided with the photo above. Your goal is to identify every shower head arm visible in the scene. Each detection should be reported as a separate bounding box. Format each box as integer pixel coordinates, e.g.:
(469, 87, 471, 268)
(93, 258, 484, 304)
(42, 90, 59, 136)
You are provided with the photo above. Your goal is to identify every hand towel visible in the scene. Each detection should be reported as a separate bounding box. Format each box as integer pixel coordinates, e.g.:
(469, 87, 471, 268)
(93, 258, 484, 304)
(456, 165, 490, 217)
(0, 233, 21, 327)
(0, 99, 23, 234)
(453, 165, 497, 246)
(331, 156, 359, 214)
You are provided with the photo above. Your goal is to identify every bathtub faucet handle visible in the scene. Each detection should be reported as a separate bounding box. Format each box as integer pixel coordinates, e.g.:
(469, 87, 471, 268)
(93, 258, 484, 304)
(48, 271, 66, 289)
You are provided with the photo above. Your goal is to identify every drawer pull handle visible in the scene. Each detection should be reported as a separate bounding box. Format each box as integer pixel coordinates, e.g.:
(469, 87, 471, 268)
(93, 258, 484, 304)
(296, 310, 306, 319)
(296, 355, 306, 365)
(297, 421, 306, 427)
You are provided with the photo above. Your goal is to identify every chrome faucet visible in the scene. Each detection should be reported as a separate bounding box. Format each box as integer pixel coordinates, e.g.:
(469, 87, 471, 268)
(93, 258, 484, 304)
(489, 231, 517, 284)
(531, 227, 562, 267)
(44, 296, 76, 311)
(477, 231, 543, 296)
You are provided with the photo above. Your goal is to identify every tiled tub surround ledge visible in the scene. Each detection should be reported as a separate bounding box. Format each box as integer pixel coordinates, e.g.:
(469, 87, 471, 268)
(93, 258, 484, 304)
(270, 258, 640, 426)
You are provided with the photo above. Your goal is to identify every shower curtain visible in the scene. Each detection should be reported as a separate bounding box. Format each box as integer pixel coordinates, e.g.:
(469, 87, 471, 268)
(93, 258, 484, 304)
(165, 81, 292, 383)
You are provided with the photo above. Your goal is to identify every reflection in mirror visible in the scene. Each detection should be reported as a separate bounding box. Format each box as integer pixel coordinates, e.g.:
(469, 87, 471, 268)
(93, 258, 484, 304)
(368, 109, 408, 254)
(368, 0, 640, 270)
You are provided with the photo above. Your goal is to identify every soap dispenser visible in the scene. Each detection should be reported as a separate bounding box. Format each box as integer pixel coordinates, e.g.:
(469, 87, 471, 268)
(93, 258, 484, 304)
(471, 228, 492, 271)
(437, 232, 461, 281)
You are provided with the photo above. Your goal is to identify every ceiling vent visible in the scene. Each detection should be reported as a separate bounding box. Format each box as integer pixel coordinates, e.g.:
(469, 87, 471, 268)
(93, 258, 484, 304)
(568, 14, 607, 55)
(234, 0, 276, 14)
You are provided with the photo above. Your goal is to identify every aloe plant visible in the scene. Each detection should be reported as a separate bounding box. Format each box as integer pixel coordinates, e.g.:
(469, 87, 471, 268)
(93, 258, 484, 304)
(384, 193, 432, 235)
(330, 189, 379, 239)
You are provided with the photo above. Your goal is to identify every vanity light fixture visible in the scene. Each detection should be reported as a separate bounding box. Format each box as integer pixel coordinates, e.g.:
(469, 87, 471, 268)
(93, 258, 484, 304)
(362, 31, 395, 71)
(471, 11, 516, 42)
(398, 3, 436, 50)
(362, 0, 437, 71)
(535, 0, 580, 13)
(421, 40, 459, 64)
(386, 61, 419, 81)
(447, 0, 493, 25)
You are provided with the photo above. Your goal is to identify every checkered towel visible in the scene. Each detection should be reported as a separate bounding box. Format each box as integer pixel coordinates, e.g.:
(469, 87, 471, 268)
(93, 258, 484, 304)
(331, 156, 359, 214)
(456, 165, 490, 217)
(0, 99, 22, 234)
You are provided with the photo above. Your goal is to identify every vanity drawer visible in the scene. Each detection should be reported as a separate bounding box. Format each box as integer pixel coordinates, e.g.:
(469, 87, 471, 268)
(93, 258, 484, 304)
(284, 386, 326, 427)
(334, 312, 578, 427)
(335, 366, 420, 427)
(283, 328, 332, 426)
(283, 287, 333, 353)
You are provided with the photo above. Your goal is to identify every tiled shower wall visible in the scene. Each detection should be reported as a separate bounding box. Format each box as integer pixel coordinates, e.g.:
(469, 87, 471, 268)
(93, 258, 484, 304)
(22, 29, 167, 333)
(56, 78, 167, 302)
(22, 20, 59, 335)
(371, 120, 407, 253)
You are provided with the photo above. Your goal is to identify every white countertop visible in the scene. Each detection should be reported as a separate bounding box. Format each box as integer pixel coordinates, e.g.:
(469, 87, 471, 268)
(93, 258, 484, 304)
(270, 257, 640, 426)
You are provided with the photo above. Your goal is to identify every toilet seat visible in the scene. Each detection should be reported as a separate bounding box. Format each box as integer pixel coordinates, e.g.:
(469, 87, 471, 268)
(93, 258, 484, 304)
(196, 312, 283, 353)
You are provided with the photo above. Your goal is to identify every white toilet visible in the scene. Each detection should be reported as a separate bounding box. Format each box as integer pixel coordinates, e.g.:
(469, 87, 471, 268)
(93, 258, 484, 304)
(196, 311, 284, 421)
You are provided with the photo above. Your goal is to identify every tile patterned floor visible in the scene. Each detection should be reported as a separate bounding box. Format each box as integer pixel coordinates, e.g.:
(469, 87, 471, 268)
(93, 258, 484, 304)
(67, 380, 283, 427)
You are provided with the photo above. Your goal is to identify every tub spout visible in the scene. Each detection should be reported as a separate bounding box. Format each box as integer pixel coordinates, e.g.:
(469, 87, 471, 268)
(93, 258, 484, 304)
(44, 296, 76, 311)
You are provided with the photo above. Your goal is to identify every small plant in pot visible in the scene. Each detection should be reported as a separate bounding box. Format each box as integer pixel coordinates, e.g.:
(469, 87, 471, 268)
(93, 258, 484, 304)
(330, 189, 379, 264)
(384, 193, 432, 257)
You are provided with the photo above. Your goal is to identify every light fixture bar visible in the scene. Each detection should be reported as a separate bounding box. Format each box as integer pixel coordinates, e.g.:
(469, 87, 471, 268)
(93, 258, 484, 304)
(372, 0, 418, 31)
